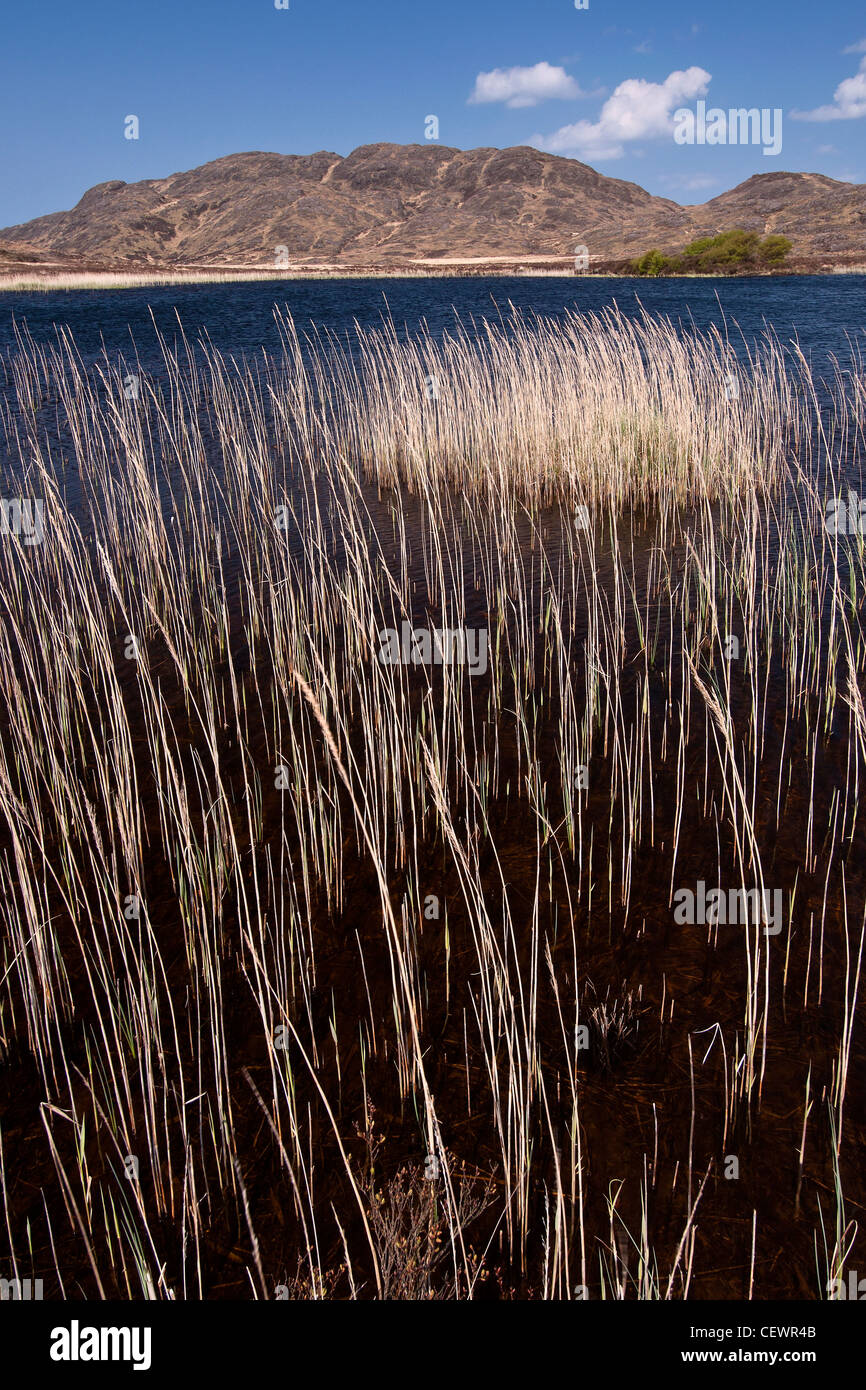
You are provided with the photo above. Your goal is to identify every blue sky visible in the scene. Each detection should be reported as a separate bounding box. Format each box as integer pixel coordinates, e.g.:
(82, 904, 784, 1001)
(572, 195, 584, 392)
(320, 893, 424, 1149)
(1, 0, 864, 226)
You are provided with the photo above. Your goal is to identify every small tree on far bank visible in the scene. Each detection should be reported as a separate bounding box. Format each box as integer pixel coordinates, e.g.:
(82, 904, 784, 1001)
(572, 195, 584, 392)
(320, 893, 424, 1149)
(759, 234, 793, 266)
(629, 229, 792, 275)
(632, 249, 672, 276)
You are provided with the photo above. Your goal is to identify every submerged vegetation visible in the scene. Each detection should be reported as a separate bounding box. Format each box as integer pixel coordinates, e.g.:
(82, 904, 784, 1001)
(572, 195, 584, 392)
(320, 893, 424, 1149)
(0, 304, 864, 1299)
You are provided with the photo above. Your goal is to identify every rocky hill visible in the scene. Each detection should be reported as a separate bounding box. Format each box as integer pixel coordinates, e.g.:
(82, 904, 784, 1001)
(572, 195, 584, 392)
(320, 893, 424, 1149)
(1, 144, 863, 271)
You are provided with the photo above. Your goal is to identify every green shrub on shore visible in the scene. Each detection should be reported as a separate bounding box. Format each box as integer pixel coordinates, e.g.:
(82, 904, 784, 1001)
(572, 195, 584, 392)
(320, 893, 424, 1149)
(630, 229, 792, 276)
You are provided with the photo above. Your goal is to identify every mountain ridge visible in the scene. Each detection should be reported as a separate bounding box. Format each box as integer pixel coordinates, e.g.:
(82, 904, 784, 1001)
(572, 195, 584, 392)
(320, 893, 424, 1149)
(2, 143, 864, 271)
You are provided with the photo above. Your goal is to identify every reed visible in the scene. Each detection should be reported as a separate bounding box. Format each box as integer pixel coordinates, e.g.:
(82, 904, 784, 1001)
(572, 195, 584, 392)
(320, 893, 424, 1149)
(0, 304, 863, 1299)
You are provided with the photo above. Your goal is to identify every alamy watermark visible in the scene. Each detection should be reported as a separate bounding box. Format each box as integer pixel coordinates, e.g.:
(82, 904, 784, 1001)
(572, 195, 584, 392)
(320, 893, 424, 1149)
(673, 101, 782, 157)
(50, 1321, 151, 1370)
(377, 622, 488, 675)
(673, 881, 783, 935)
(827, 1270, 866, 1299)
(824, 491, 866, 535)
(1, 1277, 43, 1300)
(0, 499, 44, 545)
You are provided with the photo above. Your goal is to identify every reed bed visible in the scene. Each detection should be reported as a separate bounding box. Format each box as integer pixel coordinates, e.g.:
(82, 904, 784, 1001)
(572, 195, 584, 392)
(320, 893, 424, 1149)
(0, 305, 863, 1300)
(0, 270, 310, 293)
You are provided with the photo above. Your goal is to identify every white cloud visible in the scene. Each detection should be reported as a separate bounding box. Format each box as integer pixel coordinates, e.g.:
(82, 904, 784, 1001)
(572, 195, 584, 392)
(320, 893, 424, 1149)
(468, 62, 582, 109)
(660, 173, 719, 191)
(791, 55, 866, 121)
(843, 39, 866, 54)
(531, 66, 711, 159)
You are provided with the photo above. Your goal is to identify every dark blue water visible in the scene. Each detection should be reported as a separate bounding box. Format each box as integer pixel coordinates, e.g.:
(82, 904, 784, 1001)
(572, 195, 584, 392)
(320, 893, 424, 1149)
(1, 276, 864, 380)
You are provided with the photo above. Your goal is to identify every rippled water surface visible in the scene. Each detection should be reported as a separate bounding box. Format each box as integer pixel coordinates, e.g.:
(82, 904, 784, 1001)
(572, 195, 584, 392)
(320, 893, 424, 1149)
(1, 274, 864, 375)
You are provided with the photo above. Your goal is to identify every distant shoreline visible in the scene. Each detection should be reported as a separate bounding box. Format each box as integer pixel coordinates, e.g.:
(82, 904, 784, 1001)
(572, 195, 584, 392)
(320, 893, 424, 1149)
(1, 262, 864, 291)
(3, 145, 863, 296)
